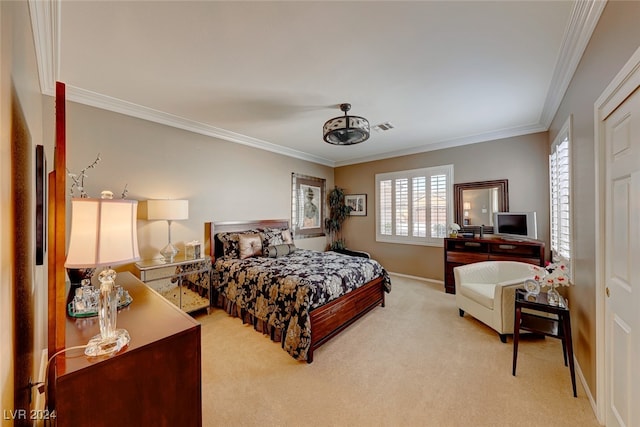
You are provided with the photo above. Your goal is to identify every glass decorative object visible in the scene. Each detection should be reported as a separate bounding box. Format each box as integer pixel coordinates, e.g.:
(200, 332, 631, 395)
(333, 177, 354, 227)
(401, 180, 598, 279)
(146, 199, 189, 262)
(547, 285, 561, 306)
(83, 268, 131, 356)
(523, 279, 541, 295)
(65, 195, 140, 357)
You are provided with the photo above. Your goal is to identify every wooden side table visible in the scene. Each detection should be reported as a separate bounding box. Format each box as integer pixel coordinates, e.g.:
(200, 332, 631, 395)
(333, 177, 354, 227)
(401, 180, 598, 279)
(512, 289, 577, 397)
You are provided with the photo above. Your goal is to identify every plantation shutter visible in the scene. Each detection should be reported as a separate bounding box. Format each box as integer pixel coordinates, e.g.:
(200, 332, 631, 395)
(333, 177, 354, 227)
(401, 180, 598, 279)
(550, 136, 571, 261)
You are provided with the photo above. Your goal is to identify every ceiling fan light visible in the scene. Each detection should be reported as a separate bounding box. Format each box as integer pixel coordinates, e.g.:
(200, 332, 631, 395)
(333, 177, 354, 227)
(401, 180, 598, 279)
(323, 103, 370, 146)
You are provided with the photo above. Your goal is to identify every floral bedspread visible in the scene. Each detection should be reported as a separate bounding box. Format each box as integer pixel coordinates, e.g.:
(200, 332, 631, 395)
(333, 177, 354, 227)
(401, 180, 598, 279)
(213, 249, 391, 360)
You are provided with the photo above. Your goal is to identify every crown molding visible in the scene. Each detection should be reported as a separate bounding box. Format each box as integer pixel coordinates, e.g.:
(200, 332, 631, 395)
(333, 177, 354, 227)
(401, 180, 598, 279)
(335, 123, 547, 167)
(539, 0, 607, 128)
(29, 0, 59, 96)
(29, 0, 604, 167)
(64, 85, 335, 167)
(29, 0, 334, 167)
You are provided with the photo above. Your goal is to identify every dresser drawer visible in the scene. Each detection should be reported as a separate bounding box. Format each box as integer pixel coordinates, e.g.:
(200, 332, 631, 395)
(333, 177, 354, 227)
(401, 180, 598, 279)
(489, 242, 543, 258)
(447, 252, 489, 264)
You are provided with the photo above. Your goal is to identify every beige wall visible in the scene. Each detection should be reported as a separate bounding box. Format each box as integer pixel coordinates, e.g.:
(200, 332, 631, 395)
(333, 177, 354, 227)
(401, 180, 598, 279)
(6, 0, 640, 416)
(547, 0, 640, 402)
(55, 101, 334, 262)
(1, 0, 51, 422)
(335, 132, 549, 281)
(0, 1, 13, 418)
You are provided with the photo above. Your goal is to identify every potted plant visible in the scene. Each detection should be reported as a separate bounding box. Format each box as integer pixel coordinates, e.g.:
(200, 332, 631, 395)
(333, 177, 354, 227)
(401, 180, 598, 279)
(324, 186, 353, 251)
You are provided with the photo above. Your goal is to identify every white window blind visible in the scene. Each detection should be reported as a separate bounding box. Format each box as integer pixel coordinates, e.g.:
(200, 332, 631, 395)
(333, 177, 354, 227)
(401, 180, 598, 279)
(412, 177, 427, 237)
(379, 180, 392, 236)
(376, 165, 453, 246)
(549, 117, 572, 264)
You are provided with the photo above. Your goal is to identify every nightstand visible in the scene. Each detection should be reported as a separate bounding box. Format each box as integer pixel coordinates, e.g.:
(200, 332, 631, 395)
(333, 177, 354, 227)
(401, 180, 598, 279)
(512, 289, 576, 397)
(135, 254, 211, 314)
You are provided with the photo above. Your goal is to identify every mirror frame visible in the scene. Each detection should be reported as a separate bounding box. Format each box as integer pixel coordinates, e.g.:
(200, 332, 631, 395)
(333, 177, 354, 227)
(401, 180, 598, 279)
(454, 179, 509, 234)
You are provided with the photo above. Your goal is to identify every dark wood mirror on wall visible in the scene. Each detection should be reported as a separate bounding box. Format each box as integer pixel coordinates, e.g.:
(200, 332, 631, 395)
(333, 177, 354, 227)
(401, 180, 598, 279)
(454, 179, 509, 234)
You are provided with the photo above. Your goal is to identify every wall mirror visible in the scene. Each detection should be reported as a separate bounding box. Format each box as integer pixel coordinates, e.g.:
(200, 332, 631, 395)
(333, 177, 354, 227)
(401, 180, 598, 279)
(454, 179, 509, 234)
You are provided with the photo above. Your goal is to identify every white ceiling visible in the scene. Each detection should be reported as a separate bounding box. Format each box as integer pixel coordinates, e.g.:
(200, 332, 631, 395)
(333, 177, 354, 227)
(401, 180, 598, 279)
(30, 1, 605, 167)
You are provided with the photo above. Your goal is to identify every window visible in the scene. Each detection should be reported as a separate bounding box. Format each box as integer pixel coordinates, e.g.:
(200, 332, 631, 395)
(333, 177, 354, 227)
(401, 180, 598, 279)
(549, 117, 572, 266)
(376, 165, 453, 246)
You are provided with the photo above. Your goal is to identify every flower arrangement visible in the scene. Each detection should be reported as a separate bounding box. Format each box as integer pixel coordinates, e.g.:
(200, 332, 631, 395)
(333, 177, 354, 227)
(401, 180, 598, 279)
(530, 261, 571, 289)
(448, 223, 461, 237)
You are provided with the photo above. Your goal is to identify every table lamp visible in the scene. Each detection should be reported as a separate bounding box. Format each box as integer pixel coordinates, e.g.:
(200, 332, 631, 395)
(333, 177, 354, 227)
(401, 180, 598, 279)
(65, 195, 140, 356)
(146, 199, 189, 261)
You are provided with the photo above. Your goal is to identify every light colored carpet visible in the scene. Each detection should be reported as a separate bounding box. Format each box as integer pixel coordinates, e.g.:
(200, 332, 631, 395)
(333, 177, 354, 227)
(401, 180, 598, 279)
(195, 274, 599, 427)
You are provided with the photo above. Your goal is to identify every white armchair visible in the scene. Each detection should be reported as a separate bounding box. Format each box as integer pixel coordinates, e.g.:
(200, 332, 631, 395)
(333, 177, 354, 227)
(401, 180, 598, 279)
(454, 261, 536, 343)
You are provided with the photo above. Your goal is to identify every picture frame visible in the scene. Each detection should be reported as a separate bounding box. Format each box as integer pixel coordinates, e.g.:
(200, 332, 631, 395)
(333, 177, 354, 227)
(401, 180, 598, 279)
(345, 194, 367, 216)
(35, 145, 46, 265)
(291, 173, 325, 238)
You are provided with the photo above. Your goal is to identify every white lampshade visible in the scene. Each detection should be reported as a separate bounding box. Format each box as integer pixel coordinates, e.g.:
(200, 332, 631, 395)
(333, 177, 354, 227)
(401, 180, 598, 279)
(463, 202, 471, 210)
(146, 199, 189, 221)
(65, 198, 140, 268)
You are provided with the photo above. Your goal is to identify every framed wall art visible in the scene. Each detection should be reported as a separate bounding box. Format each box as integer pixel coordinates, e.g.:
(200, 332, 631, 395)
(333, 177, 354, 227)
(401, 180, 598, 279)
(291, 173, 325, 238)
(35, 144, 46, 265)
(345, 194, 367, 216)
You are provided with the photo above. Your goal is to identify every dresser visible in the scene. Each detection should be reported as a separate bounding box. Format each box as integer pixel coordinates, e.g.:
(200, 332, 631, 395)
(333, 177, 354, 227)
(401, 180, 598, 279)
(444, 236, 545, 294)
(50, 272, 202, 426)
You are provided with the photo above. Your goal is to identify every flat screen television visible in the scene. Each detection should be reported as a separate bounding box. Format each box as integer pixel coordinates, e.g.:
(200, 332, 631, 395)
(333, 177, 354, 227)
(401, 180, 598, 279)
(493, 211, 537, 240)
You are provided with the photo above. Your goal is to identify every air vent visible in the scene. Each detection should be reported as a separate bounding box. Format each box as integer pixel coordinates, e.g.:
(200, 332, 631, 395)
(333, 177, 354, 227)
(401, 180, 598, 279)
(373, 122, 395, 132)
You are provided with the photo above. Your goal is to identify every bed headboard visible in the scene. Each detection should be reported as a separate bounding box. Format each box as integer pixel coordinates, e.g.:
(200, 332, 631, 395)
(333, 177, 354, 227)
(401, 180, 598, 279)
(204, 219, 290, 260)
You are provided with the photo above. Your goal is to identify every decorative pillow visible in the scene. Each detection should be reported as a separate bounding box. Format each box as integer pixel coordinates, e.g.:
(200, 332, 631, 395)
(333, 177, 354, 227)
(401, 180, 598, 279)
(263, 243, 297, 258)
(217, 232, 240, 258)
(281, 228, 294, 244)
(217, 230, 260, 258)
(238, 233, 262, 259)
(261, 228, 285, 247)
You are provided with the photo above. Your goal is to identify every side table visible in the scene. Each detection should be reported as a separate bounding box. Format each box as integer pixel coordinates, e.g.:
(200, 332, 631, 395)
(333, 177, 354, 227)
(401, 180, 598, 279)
(512, 289, 577, 397)
(135, 255, 212, 314)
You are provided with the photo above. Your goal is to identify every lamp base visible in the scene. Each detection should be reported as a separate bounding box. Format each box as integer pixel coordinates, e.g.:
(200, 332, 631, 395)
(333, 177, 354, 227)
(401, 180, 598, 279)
(84, 329, 130, 357)
(160, 242, 179, 262)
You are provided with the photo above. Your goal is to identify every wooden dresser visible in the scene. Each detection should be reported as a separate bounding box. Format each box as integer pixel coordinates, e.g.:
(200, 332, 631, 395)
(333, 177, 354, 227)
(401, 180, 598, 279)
(50, 272, 202, 426)
(444, 236, 545, 294)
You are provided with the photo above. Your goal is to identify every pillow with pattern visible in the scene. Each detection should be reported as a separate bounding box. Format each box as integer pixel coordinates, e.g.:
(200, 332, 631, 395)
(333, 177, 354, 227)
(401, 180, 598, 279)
(281, 228, 294, 244)
(263, 243, 297, 258)
(217, 230, 260, 258)
(261, 227, 286, 247)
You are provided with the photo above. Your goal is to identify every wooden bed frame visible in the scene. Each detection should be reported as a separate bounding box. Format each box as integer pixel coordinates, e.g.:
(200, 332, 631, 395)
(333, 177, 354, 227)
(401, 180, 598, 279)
(204, 219, 386, 363)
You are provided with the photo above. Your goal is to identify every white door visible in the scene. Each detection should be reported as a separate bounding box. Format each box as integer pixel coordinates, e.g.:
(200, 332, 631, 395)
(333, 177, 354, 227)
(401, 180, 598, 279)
(604, 86, 640, 427)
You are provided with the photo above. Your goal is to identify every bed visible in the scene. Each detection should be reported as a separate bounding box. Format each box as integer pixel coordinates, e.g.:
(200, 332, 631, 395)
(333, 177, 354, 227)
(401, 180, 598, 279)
(204, 219, 391, 362)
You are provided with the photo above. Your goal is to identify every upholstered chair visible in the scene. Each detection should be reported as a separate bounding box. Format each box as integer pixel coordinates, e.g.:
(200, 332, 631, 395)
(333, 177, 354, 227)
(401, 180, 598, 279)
(454, 261, 536, 343)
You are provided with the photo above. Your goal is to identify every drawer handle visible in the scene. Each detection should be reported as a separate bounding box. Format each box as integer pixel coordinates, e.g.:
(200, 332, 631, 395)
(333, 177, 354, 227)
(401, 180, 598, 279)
(498, 245, 516, 250)
(464, 242, 481, 247)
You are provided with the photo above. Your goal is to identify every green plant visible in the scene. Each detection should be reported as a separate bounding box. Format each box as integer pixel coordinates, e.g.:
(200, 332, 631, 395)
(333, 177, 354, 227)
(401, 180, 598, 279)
(324, 186, 353, 250)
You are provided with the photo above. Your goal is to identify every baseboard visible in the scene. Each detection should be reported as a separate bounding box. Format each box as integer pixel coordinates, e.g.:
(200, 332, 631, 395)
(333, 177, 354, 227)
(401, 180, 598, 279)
(574, 355, 603, 425)
(387, 271, 444, 288)
(32, 348, 48, 427)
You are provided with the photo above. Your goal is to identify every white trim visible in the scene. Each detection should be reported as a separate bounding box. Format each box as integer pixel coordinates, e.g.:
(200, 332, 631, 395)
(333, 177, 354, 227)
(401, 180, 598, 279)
(593, 45, 640, 426)
(29, 0, 604, 168)
(388, 271, 444, 288)
(574, 354, 599, 423)
(32, 348, 48, 427)
(28, 0, 60, 95)
(539, 0, 607, 128)
(64, 85, 334, 167)
(336, 123, 546, 167)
